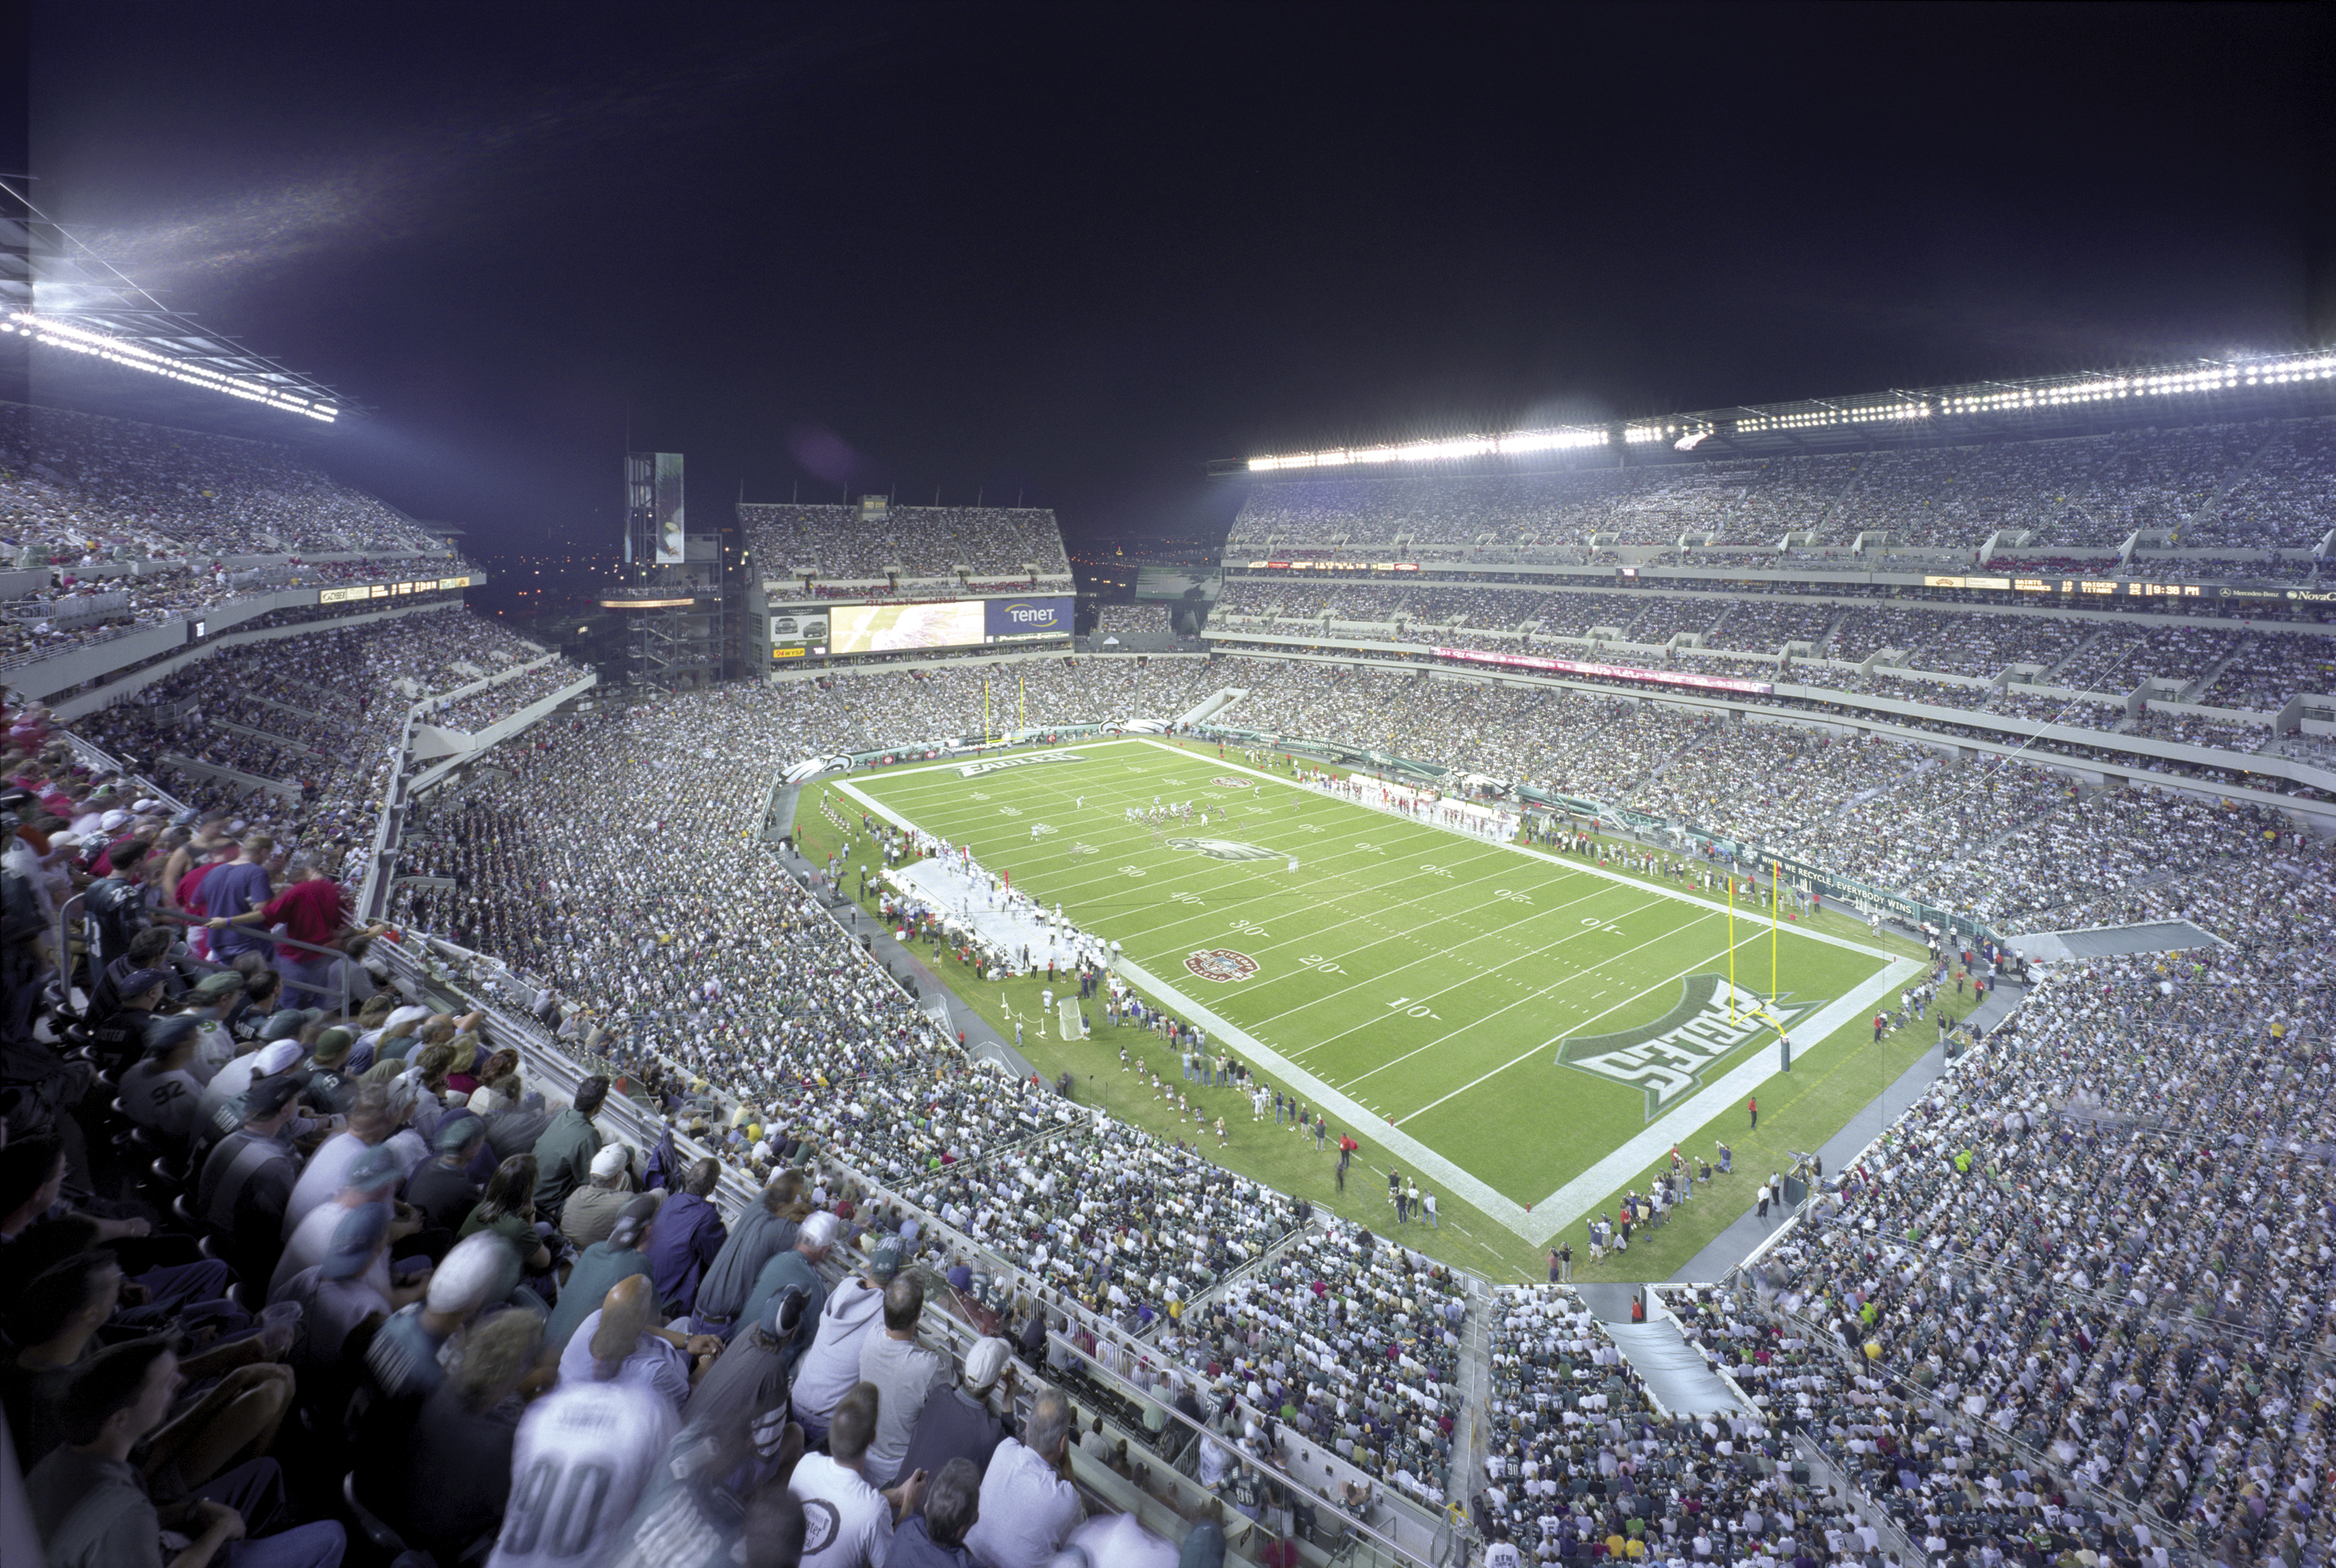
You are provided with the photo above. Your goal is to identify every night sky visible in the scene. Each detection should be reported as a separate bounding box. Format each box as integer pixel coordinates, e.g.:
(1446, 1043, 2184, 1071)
(19, 4, 2333, 560)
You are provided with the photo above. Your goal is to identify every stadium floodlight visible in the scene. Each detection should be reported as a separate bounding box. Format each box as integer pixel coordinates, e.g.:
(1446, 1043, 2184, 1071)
(6, 310, 338, 422)
(1234, 348, 2334, 475)
(1249, 425, 1606, 471)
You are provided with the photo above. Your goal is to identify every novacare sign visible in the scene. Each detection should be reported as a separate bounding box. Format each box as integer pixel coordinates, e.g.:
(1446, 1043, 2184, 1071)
(1557, 974, 1813, 1120)
(956, 749, 1085, 779)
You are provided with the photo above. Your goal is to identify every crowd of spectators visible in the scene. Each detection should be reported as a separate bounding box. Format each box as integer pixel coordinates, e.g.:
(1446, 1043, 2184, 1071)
(1489, 1285, 1901, 1567)
(1090, 604, 1171, 637)
(1228, 415, 2336, 553)
(2210, 416, 2336, 548)
(1719, 807, 2336, 1563)
(64, 608, 566, 854)
(2202, 632, 2336, 710)
(1, 401, 444, 561)
(1214, 575, 2336, 719)
(423, 659, 589, 733)
(1192, 1218, 1468, 1509)
(17, 521, 2336, 1568)
(741, 505, 1072, 582)
(1664, 1287, 2185, 1568)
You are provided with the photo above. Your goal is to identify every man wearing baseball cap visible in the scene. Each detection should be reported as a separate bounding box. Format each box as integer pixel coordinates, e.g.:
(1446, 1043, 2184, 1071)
(271, 1142, 417, 1303)
(195, 1034, 309, 1145)
(545, 1193, 659, 1355)
(181, 969, 250, 1083)
(302, 1025, 360, 1115)
(273, 1202, 396, 1384)
(560, 1141, 636, 1249)
(897, 1336, 1017, 1497)
(739, 1210, 837, 1379)
(194, 1073, 309, 1276)
(118, 1013, 206, 1144)
(404, 1114, 490, 1236)
(792, 1232, 904, 1446)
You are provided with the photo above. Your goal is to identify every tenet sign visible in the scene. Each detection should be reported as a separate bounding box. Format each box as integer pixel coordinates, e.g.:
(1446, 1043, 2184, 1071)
(986, 596, 1072, 641)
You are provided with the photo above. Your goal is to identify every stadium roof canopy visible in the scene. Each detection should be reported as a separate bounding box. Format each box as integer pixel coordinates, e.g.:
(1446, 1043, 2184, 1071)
(1214, 346, 2336, 478)
(0, 179, 351, 428)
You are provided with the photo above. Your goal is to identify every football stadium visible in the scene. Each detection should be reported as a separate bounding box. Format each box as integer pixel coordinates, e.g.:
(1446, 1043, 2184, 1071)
(4, 15, 2332, 1568)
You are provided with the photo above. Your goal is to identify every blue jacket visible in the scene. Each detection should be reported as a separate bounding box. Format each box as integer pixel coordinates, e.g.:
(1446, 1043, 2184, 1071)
(644, 1191, 728, 1314)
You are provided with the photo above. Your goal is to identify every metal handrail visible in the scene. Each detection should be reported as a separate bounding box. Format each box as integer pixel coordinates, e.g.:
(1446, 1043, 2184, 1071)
(54, 892, 360, 1017)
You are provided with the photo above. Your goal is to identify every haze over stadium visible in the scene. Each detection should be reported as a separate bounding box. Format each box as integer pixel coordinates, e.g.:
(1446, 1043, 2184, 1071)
(3, 11, 2334, 1568)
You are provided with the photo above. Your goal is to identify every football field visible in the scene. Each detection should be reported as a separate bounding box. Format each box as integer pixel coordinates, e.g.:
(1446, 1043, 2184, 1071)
(836, 736, 1920, 1249)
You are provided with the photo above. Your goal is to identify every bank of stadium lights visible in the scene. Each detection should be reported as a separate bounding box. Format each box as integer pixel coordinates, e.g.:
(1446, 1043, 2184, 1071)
(1241, 349, 2336, 473)
(1945, 353, 2336, 415)
(1, 310, 338, 423)
(1246, 428, 1605, 472)
(1735, 401, 1930, 436)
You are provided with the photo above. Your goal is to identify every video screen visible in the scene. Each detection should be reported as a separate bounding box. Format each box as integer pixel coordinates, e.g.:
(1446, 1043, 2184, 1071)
(830, 599, 986, 654)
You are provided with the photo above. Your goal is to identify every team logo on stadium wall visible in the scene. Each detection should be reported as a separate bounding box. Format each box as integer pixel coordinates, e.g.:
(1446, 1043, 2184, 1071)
(1186, 949, 1259, 984)
(1555, 974, 1813, 1121)
(1164, 837, 1280, 861)
(955, 748, 1085, 779)
(1209, 777, 1251, 789)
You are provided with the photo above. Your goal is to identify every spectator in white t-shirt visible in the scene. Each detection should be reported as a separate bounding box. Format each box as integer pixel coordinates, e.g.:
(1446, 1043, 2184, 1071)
(791, 1381, 929, 1568)
(858, 1273, 947, 1488)
(964, 1386, 1083, 1568)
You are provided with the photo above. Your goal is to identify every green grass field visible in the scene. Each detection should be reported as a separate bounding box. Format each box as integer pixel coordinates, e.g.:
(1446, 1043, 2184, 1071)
(797, 736, 1928, 1282)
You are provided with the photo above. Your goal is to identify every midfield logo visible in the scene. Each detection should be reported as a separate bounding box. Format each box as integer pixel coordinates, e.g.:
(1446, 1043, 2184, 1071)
(1556, 974, 1813, 1121)
(1165, 837, 1282, 862)
(955, 749, 1085, 779)
(1186, 949, 1259, 984)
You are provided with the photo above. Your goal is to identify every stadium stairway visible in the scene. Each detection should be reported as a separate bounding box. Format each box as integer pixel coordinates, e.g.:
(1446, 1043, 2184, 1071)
(1449, 1275, 1494, 1509)
(1561, 1286, 1759, 1417)
(1602, 1322, 1757, 1417)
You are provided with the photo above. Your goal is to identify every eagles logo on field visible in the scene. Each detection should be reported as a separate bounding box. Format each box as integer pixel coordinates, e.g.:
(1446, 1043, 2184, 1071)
(1186, 949, 1259, 984)
(1555, 974, 1814, 1121)
(1164, 837, 1280, 861)
(1210, 776, 1251, 789)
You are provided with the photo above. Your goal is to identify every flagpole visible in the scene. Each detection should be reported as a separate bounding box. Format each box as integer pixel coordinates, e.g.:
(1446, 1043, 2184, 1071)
(1728, 871, 1736, 1022)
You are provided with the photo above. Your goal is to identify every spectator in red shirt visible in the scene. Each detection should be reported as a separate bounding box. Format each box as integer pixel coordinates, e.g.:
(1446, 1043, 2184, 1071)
(206, 850, 379, 1013)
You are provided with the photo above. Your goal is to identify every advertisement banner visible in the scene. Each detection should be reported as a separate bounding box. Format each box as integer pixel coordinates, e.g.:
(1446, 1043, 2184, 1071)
(767, 608, 830, 659)
(653, 452, 686, 565)
(985, 596, 1073, 641)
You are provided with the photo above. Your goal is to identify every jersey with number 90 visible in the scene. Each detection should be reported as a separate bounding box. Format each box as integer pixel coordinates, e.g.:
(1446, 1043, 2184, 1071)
(488, 1377, 678, 1568)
